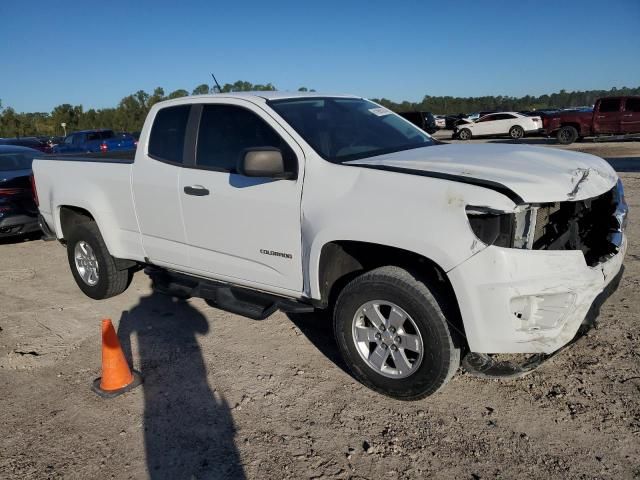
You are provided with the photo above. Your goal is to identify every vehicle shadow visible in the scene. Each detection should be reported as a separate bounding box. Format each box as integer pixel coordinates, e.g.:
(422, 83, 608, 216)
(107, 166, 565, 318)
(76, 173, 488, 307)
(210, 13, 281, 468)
(0, 231, 42, 246)
(117, 292, 245, 480)
(285, 310, 352, 378)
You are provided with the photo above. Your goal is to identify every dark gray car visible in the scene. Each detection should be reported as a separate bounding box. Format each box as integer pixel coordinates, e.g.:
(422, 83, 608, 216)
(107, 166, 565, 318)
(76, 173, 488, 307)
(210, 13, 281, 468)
(0, 145, 41, 238)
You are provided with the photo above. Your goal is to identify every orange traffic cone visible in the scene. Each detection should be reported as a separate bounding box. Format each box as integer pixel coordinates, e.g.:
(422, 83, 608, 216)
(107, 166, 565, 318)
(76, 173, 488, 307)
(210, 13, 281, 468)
(92, 318, 142, 398)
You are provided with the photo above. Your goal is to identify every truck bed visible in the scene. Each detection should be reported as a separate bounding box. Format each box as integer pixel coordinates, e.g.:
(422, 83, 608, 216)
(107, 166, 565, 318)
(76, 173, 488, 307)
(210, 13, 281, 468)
(32, 149, 144, 261)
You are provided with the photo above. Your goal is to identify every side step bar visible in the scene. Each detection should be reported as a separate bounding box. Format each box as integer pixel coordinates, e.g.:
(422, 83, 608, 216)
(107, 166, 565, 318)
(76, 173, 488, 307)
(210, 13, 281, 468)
(592, 133, 640, 143)
(145, 267, 315, 320)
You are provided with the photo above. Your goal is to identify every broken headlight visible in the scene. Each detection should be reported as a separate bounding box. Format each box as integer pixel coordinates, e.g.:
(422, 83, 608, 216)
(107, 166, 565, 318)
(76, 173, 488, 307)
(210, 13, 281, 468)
(466, 207, 515, 247)
(466, 205, 537, 248)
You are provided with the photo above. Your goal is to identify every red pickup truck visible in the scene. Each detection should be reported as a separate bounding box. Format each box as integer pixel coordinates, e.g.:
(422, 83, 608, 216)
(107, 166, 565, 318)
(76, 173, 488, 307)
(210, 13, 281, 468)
(544, 96, 640, 144)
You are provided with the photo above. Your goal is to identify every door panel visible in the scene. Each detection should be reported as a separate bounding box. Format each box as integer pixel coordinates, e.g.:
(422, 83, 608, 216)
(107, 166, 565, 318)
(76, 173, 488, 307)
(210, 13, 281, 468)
(180, 171, 303, 290)
(471, 116, 493, 135)
(593, 98, 622, 134)
(132, 160, 187, 266)
(179, 100, 304, 292)
(131, 104, 192, 267)
(621, 98, 640, 134)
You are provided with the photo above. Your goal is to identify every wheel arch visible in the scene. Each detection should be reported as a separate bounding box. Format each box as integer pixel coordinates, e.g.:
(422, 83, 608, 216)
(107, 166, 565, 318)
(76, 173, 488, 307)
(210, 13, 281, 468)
(559, 121, 584, 135)
(58, 205, 138, 271)
(313, 240, 467, 347)
(58, 205, 96, 241)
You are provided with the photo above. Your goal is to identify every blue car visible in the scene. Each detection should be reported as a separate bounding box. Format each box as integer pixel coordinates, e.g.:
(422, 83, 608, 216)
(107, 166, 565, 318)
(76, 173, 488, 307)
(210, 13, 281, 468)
(52, 129, 136, 154)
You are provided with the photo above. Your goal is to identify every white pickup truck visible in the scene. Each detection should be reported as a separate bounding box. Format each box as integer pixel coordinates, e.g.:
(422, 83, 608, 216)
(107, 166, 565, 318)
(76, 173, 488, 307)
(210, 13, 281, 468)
(33, 92, 628, 399)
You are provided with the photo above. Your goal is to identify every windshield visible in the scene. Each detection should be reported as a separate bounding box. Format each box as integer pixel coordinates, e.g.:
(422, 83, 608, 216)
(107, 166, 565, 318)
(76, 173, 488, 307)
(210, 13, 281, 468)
(0, 151, 35, 171)
(268, 97, 434, 163)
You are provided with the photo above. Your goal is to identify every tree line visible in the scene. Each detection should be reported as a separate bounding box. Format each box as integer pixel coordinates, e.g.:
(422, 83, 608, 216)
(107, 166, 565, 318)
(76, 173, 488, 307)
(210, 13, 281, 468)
(1, 82, 638, 138)
(0, 81, 300, 138)
(373, 86, 640, 115)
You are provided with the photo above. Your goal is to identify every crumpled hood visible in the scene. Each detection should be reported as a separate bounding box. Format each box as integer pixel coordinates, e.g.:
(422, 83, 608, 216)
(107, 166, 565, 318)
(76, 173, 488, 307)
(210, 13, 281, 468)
(346, 144, 618, 204)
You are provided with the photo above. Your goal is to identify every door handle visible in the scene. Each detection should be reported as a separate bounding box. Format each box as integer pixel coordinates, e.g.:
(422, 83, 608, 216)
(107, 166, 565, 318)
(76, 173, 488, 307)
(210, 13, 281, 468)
(623, 114, 633, 117)
(597, 115, 606, 119)
(184, 185, 210, 196)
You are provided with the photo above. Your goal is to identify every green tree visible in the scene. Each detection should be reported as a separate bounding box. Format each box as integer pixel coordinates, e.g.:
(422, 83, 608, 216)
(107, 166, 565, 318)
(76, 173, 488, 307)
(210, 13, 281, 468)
(220, 81, 277, 92)
(0, 107, 20, 137)
(51, 104, 83, 135)
(167, 89, 189, 99)
(148, 87, 166, 108)
(192, 84, 211, 95)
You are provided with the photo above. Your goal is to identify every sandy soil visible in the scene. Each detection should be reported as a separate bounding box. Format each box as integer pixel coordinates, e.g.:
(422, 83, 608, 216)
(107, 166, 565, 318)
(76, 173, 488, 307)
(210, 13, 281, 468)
(0, 141, 639, 479)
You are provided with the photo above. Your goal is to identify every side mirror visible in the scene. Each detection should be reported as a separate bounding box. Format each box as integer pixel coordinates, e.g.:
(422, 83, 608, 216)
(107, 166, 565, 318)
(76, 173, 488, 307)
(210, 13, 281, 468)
(237, 148, 294, 179)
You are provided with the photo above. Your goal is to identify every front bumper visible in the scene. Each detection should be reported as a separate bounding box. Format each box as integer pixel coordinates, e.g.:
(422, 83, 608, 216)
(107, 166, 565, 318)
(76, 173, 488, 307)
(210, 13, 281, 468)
(447, 237, 627, 354)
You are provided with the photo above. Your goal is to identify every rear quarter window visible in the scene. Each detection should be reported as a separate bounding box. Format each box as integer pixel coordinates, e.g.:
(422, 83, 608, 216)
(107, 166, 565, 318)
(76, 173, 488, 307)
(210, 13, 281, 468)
(148, 105, 191, 164)
(625, 98, 640, 113)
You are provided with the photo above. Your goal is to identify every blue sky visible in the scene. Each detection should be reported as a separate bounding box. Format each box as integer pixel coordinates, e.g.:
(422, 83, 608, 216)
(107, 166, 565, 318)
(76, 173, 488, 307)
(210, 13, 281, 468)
(1, 0, 639, 112)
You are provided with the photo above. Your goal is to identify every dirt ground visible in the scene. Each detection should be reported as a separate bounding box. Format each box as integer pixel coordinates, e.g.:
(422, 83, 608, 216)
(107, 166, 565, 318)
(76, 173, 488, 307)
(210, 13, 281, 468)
(1, 139, 639, 480)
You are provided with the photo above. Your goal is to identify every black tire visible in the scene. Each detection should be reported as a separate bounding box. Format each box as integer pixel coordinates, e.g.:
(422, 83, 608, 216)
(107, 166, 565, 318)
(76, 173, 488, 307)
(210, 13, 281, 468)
(557, 125, 578, 145)
(457, 128, 472, 140)
(333, 266, 460, 400)
(66, 222, 131, 300)
(509, 125, 525, 139)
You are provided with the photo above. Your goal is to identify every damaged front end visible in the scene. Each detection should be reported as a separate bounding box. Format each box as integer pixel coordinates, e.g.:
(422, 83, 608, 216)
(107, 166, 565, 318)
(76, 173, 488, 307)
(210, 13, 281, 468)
(460, 179, 628, 378)
(466, 179, 628, 266)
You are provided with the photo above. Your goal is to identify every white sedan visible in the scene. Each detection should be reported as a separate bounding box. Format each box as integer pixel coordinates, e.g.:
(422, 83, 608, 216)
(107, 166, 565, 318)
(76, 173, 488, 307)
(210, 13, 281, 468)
(454, 112, 543, 140)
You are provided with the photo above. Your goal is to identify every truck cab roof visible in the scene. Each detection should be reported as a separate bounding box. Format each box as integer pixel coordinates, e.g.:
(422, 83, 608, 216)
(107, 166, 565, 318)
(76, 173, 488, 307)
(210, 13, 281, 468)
(161, 91, 361, 106)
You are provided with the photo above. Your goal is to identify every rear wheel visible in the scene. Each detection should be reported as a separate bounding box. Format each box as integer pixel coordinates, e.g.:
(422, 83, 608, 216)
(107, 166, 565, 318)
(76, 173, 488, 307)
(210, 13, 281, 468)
(457, 128, 472, 140)
(66, 222, 132, 299)
(333, 266, 460, 400)
(557, 125, 578, 145)
(509, 125, 525, 139)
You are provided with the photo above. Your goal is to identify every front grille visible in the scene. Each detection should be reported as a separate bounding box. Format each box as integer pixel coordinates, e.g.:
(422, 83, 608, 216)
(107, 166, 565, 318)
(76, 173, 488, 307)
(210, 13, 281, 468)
(532, 186, 624, 266)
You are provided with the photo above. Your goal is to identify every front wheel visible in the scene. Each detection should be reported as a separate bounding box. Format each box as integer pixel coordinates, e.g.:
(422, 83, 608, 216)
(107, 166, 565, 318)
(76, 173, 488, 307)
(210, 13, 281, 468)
(457, 128, 472, 140)
(333, 266, 460, 400)
(509, 125, 525, 139)
(66, 222, 132, 299)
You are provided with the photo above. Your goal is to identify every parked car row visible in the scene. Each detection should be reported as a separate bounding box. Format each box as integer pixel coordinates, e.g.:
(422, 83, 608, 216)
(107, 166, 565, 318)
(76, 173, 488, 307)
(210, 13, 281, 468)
(451, 96, 640, 144)
(397, 95, 640, 144)
(0, 137, 53, 153)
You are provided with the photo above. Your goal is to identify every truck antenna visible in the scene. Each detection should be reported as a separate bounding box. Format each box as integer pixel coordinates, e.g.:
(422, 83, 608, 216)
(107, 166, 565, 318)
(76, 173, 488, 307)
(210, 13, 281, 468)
(211, 73, 222, 93)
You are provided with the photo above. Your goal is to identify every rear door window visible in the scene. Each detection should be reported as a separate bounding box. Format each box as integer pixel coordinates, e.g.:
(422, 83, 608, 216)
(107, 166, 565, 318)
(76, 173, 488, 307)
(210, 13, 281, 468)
(148, 105, 191, 164)
(599, 98, 621, 113)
